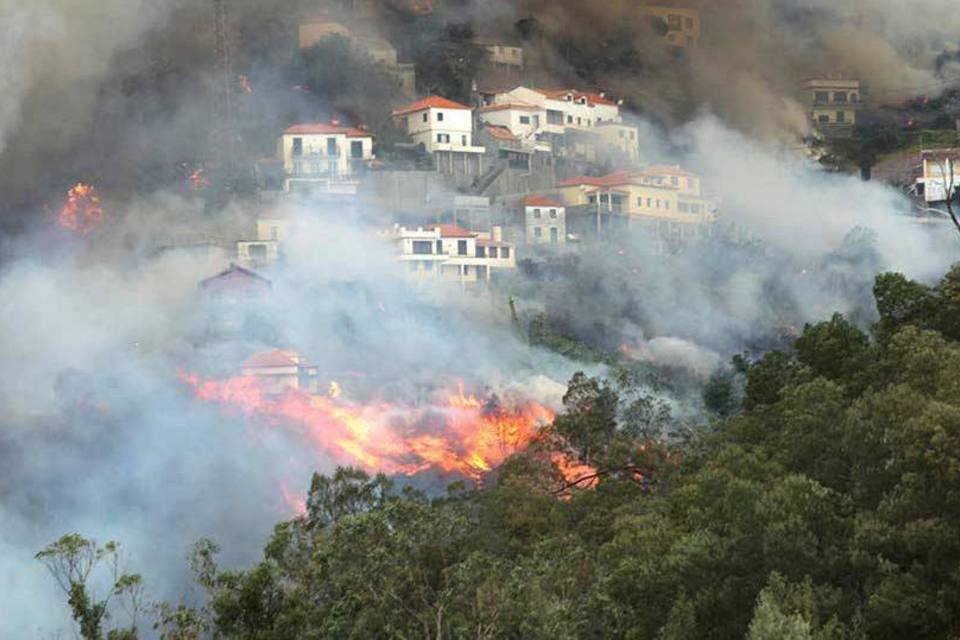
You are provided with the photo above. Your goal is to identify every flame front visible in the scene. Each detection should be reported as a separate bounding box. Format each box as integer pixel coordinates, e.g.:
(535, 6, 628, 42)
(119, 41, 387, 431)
(58, 183, 103, 234)
(180, 372, 556, 481)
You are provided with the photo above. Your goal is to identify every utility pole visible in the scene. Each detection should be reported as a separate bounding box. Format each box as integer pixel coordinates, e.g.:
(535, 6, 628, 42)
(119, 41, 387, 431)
(211, 0, 236, 191)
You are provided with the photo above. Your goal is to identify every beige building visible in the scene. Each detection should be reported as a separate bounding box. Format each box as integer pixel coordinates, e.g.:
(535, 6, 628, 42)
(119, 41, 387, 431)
(240, 350, 320, 395)
(278, 123, 374, 193)
(556, 166, 715, 230)
(475, 38, 524, 70)
(803, 76, 860, 133)
(640, 2, 701, 48)
(395, 224, 516, 284)
(297, 19, 415, 95)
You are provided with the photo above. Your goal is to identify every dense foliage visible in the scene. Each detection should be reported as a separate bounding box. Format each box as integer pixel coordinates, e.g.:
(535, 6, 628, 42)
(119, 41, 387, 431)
(42, 264, 960, 638)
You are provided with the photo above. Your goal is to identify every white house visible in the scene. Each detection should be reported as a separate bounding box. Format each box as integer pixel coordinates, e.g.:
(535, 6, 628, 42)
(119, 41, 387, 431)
(917, 149, 960, 203)
(491, 87, 623, 135)
(395, 223, 515, 284)
(391, 96, 485, 154)
(477, 102, 542, 140)
(523, 196, 566, 246)
(278, 123, 374, 192)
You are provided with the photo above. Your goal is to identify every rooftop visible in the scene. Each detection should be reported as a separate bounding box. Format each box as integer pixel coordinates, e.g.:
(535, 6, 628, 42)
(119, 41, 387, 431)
(392, 95, 472, 116)
(524, 195, 564, 207)
(242, 349, 307, 369)
(427, 224, 476, 238)
(483, 125, 519, 142)
(532, 88, 618, 107)
(283, 123, 371, 137)
(478, 102, 541, 113)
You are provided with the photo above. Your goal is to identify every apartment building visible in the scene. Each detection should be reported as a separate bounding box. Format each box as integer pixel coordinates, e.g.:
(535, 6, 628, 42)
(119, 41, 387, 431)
(395, 224, 516, 284)
(278, 123, 374, 193)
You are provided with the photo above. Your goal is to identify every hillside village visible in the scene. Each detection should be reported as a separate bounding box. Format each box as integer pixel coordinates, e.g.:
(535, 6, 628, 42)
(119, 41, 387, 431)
(184, 0, 960, 294)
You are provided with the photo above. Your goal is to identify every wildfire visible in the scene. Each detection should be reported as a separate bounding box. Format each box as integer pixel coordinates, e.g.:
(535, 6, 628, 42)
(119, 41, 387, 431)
(180, 371, 558, 481)
(409, 0, 433, 14)
(188, 167, 211, 191)
(58, 183, 103, 234)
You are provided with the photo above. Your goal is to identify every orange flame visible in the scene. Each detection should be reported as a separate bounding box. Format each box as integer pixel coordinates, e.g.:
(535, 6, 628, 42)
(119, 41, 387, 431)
(58, 183, 103, 234)
(188, 167, 211, 191)
(180, 371, 556, 481)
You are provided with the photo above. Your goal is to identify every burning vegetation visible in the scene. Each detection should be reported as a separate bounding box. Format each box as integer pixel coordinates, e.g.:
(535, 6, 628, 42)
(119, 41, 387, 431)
(57, 183, 103, 234)
(179, 370, 595, 491)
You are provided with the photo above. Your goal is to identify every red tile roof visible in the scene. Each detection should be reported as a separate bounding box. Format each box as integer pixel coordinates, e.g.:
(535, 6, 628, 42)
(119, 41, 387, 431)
(283, 123, 372, 137)
(533, 88, 618, 106)
(557, 170, 639, 188)
(476, 238, 510, 247)
(483, 125, 518, 141)
(523, 195, 564, 207)
(242, 349, 304, 369)
(391, 96, 471, 116)
(428, 224, 476, 238)
(478, 102, 540, 113)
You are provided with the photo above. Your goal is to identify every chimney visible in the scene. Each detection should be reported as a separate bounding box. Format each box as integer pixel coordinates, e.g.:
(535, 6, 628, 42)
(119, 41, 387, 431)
(492, 225, 503, 242)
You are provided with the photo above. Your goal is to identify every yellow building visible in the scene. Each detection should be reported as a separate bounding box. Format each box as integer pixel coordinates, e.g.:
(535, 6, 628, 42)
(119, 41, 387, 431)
(640, 2, 701, 48)
(556, 166, 715, 229)
(803, 76, 860, 133)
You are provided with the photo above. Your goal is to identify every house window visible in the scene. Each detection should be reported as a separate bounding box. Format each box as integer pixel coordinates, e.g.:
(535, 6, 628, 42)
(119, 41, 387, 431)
(461, 135, 467, 146)
(270, 226, 279, 240)
(437, 133, 451, 143)
(665, 201, 670, 210)
(519, 115, 530, 124)
(489, 246, 498, 258)
(834, 92, 847, 103)
(550, 227, 559, 243)
(534, 227, 542, 239)
(679, 202, 689, 213)
(475, 246, 486, 258)
(534, 208, 542, 218)
(351, 140, 363, 158)
(656, 199, 661, 208)
(814, 91, 829, 104)
(549, 209, 557, 218)
(684, 16, 694, 29)
(327, 137, 337, 156)
(412, 240, 433, 255)
(457, 240, 467, 256)
(576, 117, 581, 125)
(668, 14, 682, 30)
(671, 176, 679, 186)
(436, 240, 443, 254)
(637, 197, 643, 207)
(818, 114, 830, 124)
(422, 112, 429, 122)
(630, 131, 635, 140)
(567, 115, 573, 124)
(437, 111, 444, 122)
(647, 198, 652, 207)
(501, 247, 510, 259)
(292, 137, 303, 156)
(547, 110, 563, 125)
(836, 111, 846, 123)
(588, 195, 596, 204)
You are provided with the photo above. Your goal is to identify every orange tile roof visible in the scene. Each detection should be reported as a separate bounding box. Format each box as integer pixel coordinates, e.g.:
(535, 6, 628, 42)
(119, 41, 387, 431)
(391, 95, 471, 116)
(523, 195, 564, 207)
(483, 125, 518, 141)
(283, 123, 372, 137)
(428, 224, 476, 238)
(242, 349, 303, 369)
(478, 102, 540, 113)
(533, 88, 618, 106)
(557, 170, 639, 188)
